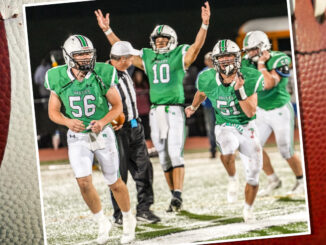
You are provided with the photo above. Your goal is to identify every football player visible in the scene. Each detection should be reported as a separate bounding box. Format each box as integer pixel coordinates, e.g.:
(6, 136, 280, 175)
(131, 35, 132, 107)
(242, 31, 304, 196)
(45, 35, 136, 244)
(185, 39, 264, 222)
(95, 1, 210, 211)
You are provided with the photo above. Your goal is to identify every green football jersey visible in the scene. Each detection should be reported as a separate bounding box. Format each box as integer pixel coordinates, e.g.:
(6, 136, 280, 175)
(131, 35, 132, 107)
(197, 67, 264, 125)
(141, 44, 189, 105)
(44, 62, 118, 131)
(242, 51, 291, 110)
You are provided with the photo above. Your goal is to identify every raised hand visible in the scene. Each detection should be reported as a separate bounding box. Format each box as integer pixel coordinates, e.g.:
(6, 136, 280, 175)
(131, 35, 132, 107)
(259, 50, 270, 63)
(201, 1, 211, 25)
(94, 9, 110, 32)
(234, 72, 245, 90)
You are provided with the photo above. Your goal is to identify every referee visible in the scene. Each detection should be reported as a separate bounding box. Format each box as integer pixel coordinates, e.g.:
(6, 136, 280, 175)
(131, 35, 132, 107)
(109, 41, 160, 224)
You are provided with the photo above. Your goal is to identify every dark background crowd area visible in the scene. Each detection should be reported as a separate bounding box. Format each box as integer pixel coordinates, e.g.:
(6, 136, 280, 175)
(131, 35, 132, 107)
(26, 0, 290, 149)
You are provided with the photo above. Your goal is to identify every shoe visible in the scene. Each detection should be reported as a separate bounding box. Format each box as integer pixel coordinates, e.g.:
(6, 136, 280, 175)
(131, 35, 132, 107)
(258, 177, 282, 197)
(243, 207, 256, 223)
(96, 216, 112, 244)
(113, 213, 123, 226)
(121, 214, 137, 244)
(136, 210, 161, 224)
(287, 180, 305, 196)
(170, 196, 183, 212)
(227, 178, 238, 203)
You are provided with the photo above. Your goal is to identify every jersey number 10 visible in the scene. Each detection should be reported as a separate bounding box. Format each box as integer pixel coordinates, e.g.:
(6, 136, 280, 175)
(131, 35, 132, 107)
(152, 64, 170, 84)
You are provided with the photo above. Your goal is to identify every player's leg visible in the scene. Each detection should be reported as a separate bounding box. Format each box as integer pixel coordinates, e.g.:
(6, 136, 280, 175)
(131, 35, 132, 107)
(167, 106, 186, 211)
(273, 102, 304, 195)
(110, 128, 129, 226)
(239, 121, 263, 223)
(128, 123, 160, 223)
(67, 130, 111, 244)
(215, 125, 240, 203)
(150, 107, 174, 209)
(256, 108, 282, 196)
(95, 127, 136, 244)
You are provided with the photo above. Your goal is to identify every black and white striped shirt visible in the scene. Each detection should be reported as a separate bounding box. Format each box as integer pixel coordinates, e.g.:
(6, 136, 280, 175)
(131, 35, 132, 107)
(116, 70, 139, 122)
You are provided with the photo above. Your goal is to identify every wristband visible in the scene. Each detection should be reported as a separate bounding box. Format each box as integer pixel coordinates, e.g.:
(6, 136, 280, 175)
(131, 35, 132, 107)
(258, 61, 265, 65)
(189, 105, 199, 111)
(104, 28, 112, 35)
(201, 23, 209, 30)
(234, 86, 247, 101)
(259, 68, 267, 72)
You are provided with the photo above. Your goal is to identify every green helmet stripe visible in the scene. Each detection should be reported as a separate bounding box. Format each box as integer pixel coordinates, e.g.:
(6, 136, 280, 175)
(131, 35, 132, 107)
(244, 34, 249, 47)
(157, 25, 163, 34)
(77, 35, 88, 47)
(220, 39, 226, 52)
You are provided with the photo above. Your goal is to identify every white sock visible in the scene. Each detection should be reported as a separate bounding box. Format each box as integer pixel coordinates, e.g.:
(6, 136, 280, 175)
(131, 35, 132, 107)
(93, 210, 104, 223)
(297, 178, 304, 184)
(267, 173, 278, 182)
(229, 175, 237, 181)
(122, 209, 132, 219)
(244, 202, 252, 210)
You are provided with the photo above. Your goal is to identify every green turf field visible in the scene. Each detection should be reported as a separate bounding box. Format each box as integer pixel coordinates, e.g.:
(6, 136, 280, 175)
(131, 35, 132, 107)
(41, 146, 309, 245)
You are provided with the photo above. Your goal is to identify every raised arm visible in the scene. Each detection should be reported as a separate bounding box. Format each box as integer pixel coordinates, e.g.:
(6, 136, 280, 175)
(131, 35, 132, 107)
(257, 51, 281, 90)
(94, 9, 144, 70)
(184, 2, 211, 69)
(234, 75, 257, 118)
(48, 92, 85, 132)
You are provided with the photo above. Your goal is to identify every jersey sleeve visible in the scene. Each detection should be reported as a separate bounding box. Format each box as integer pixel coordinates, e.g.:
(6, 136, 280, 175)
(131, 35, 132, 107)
(267, 53, 291, 71)
(44, 67, 60, 95)
(180, 44, 190, 72)
(242, 68, 264, 96)
(196, 69, 210, 93)
(95, 63, 118, 95)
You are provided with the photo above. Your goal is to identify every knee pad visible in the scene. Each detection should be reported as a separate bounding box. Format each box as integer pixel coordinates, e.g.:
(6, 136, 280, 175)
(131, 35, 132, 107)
(279, 144, 293, 160)
(243, 155, 262, 187)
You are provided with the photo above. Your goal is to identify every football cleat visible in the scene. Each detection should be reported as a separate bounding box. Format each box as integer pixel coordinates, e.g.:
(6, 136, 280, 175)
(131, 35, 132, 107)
(243, 207, 256, 223)
(121, 214, 137, 244)
(170, 196, 183, 211)
(227, 178, 239, 203)
(287, 180, 305, 196)
(96, 216, 112, 244)
(258, 177, 282, 197)
(136, 210, 161, 224)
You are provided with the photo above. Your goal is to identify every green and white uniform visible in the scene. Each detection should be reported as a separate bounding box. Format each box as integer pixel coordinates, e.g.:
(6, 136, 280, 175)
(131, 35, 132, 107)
(197, 67, 264, 185)
(242, 51, 295, 159)
(45, 63, 120, 184)
(141, 44, 189, 171)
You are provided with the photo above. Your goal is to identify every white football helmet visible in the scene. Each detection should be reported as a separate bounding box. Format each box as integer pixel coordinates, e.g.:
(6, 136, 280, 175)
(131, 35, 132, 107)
(150, 25, 178, 53)
(212, 39, 241, 76)
(242, 31, 271, 62)
(62, 34, 96, 71)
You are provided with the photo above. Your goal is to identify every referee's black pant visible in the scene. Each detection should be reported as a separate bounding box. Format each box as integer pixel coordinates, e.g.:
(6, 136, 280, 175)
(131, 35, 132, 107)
(110, 121, 154, 218)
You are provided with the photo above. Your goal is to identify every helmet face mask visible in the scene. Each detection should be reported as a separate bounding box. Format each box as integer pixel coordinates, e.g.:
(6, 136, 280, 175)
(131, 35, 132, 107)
(150, 25, 178, 53)
(212, 39, 241, 76)
(62, 35, 96, 72)
(243, 31, 271, 63)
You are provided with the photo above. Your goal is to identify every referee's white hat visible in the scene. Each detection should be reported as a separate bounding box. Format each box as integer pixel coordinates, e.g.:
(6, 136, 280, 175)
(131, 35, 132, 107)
(110, 41, 140, 57)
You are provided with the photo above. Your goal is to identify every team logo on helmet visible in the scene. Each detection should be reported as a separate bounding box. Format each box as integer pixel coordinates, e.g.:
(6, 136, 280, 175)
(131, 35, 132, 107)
(149, 25, 178, 54)
(242, 31, 271, 62)
(62, 35, 96, 71)
(212, 39, 241, 76)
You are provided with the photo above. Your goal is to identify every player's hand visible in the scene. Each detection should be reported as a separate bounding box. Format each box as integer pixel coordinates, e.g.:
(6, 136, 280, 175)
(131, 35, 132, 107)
(113, 124, 123, 131)
(94, 9, 110, 32)
(234, 72, 245, 90)
(89, 120, 105, 134)
(258, 50, 270, 63)
(66, 119, 85, 133)
(201, 2, 210, 25)
(185, 106, 196, 118)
